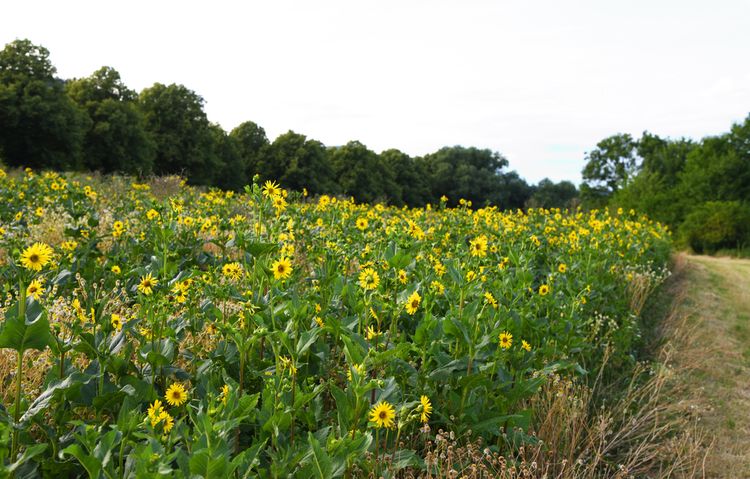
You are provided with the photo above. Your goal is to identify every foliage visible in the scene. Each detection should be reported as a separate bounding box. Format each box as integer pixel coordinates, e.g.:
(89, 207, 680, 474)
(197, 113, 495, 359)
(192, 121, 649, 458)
(0, 168, 670, 477)
(0, 39, 88, 171)
(581, 133, 638, 206)
(678, 201, 750, 254)
(66, 67, 155, 175)
(527, 178, 578, 209)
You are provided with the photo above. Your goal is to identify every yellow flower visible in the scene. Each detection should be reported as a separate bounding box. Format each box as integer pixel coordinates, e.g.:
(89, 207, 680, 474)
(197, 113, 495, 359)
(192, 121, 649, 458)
(521, 340, 531, 352)
(314, 316, 325, 328)
(430, 280, 445, 294)
(262, 180, 282, 198)
(558, 263, 567, 273)
(138, 273, 158, 295)
(111, 313, 123, 332)
(538, 284, 550, 296)
(147, 399, 164, 426)
(346, 363, 366, 381)
(159, 411, 174, 433)
(397, 269, 407, 284)
(405, 291, 421, 315)
(222, 262, 243, 280)
(420, 395, 432, 423)
(358, 268, 380, 291)
(484, 292, 498, 308)
(26, 279, 44, 300)
(369, 400, 396, 429)
(20, 242, 53, 271)
(165, 383, 188, 407)
(111, 265, 121, 274)
(499, 331, 513, 349)
(271, 257, 293, 280)
(469, 235, 488, 257)
(355, 217, 368, 231)
(220, 384, 230, 405)
(366, 325, 382, 341)
(146, 209, 160, 220)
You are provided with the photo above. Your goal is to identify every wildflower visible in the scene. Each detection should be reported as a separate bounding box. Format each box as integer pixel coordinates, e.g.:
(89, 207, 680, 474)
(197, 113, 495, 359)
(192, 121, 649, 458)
(262, 180, 282, 198)
(405, 291, 421, 315)
(420, 395, 433, 423)
(222, 262, 243, 280)
(165, 383, 188, 407)
(538, 284, 550, 296)
(397, 269, 407, 284)
(220, 384, 230, 405)
(146, 209, 160, 220)
(366, 325, 382, 340)
(484, 292, 498, 308)
(138, 273, 158, 295)
(356, 217, 368, 231)
(558, 263, 567, 273)
(346, 363, 366, 381)
(110, 264, 121, 274)
(279, 356, 297, 375)
(499, 331, 513, 349)
(271, 257, 293, 280)
(521, 340, 531, 352)
(358, 268, 380, 291)
(369, 400, 396, 429)
(159, 411, 174, 433)
(469, 235, 488, 257)
(430, 281, 445, 295)
(111, 313, 123, 332)
(314, 316, 325, 328)
(147, 399, 164, 426)
(26, 279, 44, 300)
(20, 242, 53, 271)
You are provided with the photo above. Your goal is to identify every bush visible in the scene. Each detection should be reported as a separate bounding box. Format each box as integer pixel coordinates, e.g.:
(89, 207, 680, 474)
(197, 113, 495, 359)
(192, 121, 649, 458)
(679, 201, 750, 254)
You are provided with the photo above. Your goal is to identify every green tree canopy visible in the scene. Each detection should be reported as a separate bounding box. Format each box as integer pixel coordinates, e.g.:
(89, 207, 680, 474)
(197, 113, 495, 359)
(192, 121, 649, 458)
(330, 141, 400, 204)
(260, 130, 337, 195)
(67, 67, 154, 175)
(527, 178, 578, 209)
(139, 83, 220, 185)
(380, 148, 431, 206)
(581, 133, 638, 206)
(0, 39, 88, 169)
(230, 121, 269, 181)
(421, 146, 510, 207)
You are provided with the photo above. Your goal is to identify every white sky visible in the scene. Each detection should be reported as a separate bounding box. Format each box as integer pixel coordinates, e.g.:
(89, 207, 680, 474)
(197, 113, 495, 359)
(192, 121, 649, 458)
(3, 0, 749, 184)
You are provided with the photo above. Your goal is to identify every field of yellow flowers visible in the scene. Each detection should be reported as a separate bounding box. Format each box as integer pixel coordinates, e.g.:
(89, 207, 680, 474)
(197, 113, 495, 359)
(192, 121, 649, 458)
(0, 169, 670, 477)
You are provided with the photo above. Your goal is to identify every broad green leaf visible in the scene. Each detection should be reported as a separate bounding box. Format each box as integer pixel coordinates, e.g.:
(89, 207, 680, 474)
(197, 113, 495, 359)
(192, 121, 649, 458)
(0, 298, 51, 353)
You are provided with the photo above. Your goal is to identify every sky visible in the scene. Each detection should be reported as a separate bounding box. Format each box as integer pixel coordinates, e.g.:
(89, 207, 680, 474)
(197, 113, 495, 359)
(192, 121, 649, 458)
(2, 1, 749, 184)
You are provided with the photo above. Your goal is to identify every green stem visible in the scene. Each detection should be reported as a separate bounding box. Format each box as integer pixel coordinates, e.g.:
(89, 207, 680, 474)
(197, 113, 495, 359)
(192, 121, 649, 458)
(11, 280, 28, 462)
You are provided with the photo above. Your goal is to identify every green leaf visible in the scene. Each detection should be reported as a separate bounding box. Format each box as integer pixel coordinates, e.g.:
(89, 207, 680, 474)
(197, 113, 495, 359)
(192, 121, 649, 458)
(0, 298, 51, 353)
(307, 432, 332, 479)
(61, 443, 101, 478)
(7, 444, 47, 473)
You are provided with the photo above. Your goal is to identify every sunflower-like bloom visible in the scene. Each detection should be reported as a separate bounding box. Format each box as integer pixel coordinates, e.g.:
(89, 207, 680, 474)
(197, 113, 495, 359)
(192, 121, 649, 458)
(20, 242, 53, 271)
(369, 400, 396, 429)
(358, 268, 379, 291)
(138, 273, 158, 295)
(271, 257, 292, 280)
(499, 331, 513, 349)
(420, 395, 433, 423)
(165, 383, 188, 407)
(405, 291, 421, 315)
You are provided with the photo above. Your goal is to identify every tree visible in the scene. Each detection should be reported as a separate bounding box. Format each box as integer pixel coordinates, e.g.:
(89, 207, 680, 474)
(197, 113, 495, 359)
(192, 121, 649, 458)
(211, 124, 247, 190)
(329, 141, 400, 204)
(581, 133, 638, 206)
(260, 131, 336, 195)
(421, 146, 510, 207)
(381, 148, 431, 206)
(67, 67, 154, 175)
(139, 83, 220, 185)
(0, 39, 88, 169)
(527, 178, 578, 209)
(230, 121, 269, 181)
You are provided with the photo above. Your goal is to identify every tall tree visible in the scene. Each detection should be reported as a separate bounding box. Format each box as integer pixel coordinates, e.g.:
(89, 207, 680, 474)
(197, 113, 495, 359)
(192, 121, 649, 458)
(381, 148, 431, 206)
(527, 178, 578, 209)
(330, 140, 400, 204)
(261, 131, 336, 195)
(139, 83, 220, 185)
(0, 39, 88, 169)
(67, 66, 154, 175)
(421, 146, 510, 207)
(580, 133, 638, 206)
(230, 121, 269, 181)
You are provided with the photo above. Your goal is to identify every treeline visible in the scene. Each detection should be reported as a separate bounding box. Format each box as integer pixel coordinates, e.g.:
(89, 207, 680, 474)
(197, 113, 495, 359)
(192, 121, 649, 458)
(581, 115, 750, 254)
(0, 39, 578, 209)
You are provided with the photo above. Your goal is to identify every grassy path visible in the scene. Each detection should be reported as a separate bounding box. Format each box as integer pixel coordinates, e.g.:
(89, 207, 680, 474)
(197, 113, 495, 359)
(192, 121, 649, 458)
(672, 254, 750, 477)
